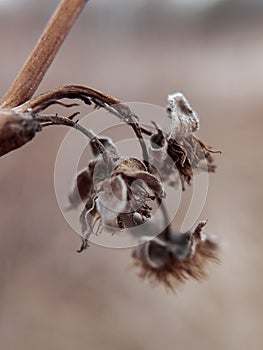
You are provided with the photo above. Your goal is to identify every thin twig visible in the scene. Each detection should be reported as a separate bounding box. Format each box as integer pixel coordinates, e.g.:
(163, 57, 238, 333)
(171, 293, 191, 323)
(157, 197, 172, 241)
(15, 85, 121, 113)
(0, 0, 89, 109)
(17, 85, 150, 166)
(35, 113, 111, 165)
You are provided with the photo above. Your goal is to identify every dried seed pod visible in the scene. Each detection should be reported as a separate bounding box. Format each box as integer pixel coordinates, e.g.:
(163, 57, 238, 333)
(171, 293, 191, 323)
(0, 110, 40, 157)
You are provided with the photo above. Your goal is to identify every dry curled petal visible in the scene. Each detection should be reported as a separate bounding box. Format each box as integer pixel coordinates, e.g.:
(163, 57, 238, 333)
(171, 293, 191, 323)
(67, 160, 96, 210)
(114, 157, 147, 173)
(114, 158, 166, 199)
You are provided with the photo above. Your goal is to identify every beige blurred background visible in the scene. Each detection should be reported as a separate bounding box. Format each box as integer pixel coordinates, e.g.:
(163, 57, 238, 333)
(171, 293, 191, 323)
(0, 0, 263, 349)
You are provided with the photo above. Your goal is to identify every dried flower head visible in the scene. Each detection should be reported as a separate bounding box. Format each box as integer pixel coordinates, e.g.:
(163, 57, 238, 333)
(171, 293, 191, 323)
(67, 138, 166, 251)
(148, 93, 220, 190)
(132, 221, 219, 291)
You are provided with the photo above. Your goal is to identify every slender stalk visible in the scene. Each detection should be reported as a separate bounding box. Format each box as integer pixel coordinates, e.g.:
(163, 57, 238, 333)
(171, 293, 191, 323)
(15, 85, 121, 113)
(0, 0, 88, 109)
(35, 114, 111, 164)
(16, 85, 150, 167)
(157, 197, 172, 241)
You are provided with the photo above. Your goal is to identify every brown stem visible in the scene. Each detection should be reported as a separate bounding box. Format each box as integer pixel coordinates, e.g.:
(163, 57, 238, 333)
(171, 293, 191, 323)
(16, 85, 150, 166)
(35, 113, 111, 165)
(0, 0, 88, 109)
(157, 197, 172, 241)
(15, 85, 121, 113)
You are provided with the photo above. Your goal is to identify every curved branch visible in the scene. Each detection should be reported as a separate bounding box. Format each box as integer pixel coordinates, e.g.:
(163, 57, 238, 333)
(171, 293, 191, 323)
(15, 85, 121, 113)
(16, 85, 150, 166)
(35, 113, 111, 165)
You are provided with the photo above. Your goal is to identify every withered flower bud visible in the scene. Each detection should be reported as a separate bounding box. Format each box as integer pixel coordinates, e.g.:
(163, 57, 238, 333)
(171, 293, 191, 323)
(0, 110, 40, 157)
(167, 92, 199, 140)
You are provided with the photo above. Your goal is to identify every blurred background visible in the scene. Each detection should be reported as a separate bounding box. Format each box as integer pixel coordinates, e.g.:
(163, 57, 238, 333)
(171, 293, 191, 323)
(0, 0, 263, 349)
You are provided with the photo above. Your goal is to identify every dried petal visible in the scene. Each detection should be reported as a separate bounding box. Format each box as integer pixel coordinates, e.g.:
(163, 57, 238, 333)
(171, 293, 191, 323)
(90, 136, 119, 159)
(92, 158, 113, 187)
(130, 171, 166, 198)
(96, 175, 128, 227)
(114, 158, 147, 174)
(67, 162, 95, 210)
(77, 198, 97, 252)
(114, 158, 166, 198)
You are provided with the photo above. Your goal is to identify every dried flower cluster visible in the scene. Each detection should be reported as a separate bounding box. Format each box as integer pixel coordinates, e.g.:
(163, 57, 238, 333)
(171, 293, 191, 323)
(13, 85, 220, 291)
(0, 2, 220, 292)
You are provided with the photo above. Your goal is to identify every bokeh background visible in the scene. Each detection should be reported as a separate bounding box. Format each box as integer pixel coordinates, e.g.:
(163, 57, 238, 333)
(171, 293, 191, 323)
(0, 0, 263, 349)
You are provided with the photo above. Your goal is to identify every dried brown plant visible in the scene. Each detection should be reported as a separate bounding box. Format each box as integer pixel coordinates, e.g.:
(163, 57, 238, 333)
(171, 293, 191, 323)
(0, 0, 220, 291)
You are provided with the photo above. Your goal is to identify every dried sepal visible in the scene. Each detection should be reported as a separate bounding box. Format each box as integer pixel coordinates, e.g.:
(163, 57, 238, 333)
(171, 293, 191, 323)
(132, 221, 219, 291)
(67, 160, 96, 210)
